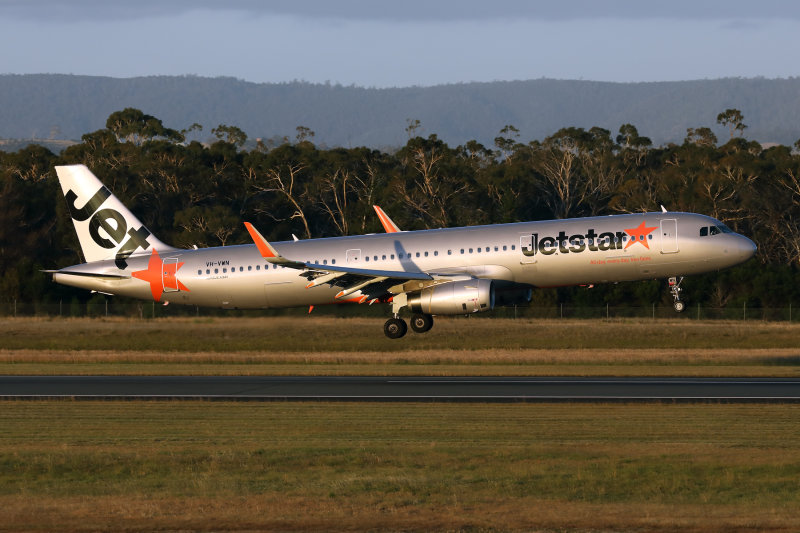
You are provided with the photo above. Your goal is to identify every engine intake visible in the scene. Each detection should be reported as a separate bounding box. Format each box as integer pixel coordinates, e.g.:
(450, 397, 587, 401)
(407, 279, 495, 315)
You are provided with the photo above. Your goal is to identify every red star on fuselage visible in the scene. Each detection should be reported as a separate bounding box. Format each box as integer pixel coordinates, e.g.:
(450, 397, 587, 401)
(131, 248, 189, 302)
(624, 221, 658, 250)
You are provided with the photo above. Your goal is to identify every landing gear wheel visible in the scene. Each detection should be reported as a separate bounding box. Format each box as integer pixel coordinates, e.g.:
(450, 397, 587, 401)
(384, 317, 408, 339)
(410, 313, 434, 334)
(673, 300, 686, 313)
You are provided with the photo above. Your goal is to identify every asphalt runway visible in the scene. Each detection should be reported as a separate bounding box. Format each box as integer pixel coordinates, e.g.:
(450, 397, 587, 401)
(2, 376, 800, 402)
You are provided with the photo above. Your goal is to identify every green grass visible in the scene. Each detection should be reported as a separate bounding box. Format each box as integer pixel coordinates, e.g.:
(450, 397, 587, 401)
(1, 402, 799, 531)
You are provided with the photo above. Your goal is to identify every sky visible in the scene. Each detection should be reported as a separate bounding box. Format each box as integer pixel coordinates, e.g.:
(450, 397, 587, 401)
(1, 0, 799, 87)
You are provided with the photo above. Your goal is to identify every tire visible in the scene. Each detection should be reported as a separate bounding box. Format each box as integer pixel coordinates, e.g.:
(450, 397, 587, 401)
(673, 301, 686, 313)
(384, 317, 408, 339)
(409, 313, 434, 334)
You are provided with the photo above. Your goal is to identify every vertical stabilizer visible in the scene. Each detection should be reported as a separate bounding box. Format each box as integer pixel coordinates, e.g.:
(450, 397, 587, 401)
(55, 165, 174, 269)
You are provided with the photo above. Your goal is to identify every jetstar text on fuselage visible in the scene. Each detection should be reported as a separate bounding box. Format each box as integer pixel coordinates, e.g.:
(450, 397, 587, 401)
(522, 222, 657, 257)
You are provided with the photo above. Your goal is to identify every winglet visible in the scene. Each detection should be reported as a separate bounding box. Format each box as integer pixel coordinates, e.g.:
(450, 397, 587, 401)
(244, 222, 305, 268)
(373, 205, 401, 233)
(244, 222, 280, 258)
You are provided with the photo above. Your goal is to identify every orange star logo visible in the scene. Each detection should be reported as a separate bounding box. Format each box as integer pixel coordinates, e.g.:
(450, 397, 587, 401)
(624, 221, 658, 250)
(131, 249, 189, 302)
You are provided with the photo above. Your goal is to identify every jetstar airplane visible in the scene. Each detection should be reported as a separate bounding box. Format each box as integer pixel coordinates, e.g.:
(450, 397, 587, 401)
(49, 165, 757, 338)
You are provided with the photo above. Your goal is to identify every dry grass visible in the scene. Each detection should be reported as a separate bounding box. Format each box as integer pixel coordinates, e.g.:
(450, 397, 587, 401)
(3, 316, 800, 352)
(1, 347, 800, 376)
(2, 316, 800, 376)
(1, 402, 799, 532)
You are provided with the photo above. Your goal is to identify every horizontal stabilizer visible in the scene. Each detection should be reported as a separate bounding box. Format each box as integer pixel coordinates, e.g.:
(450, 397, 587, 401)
(43, 269, 129, 280)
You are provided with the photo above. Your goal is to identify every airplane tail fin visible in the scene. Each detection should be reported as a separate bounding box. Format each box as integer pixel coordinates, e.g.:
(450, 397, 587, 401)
(55, 164, 175, 269)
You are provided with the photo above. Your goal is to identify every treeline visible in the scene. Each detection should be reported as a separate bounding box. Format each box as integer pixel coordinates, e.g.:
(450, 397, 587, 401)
(1, 108, 799, 309)
(5, 75, 800, 148)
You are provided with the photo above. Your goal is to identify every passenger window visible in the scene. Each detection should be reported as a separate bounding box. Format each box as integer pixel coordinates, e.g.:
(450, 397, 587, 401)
(424, 251, 428, 257)
(389, 255, 394, 260)
(448, 250, 452, 255)
(511, 245, 515, 250)
(434, 251, 438, 256)
(214, 268, 219, 274)
(477, 248, 481, 253)
(469, 248, 473, 253)
(382, 255, 386, 260)
(365, 256, 370, 262)
(206, 269, 210, 275)
(503, 245, 507, 251)
(460, 249, 465, 254)
(416, 252, 420, 258)
(256, 265, 260, 270)
(197, 270, 201, 275)
(248, 265, 252, 271)
(332, 259, 337, 264)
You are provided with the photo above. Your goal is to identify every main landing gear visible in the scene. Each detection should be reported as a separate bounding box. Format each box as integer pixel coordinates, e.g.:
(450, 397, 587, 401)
(384, 313, 434, 339)
(668, 276, 685, 312)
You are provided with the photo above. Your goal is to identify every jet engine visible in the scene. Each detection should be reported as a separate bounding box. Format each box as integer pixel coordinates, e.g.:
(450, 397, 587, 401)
(407, 279, 494, 315)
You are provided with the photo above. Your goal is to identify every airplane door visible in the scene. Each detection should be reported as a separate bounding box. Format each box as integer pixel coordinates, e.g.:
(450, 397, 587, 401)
(162, 257, 181, 292)
(346, 248, 361, 264)
(660, 219, 679, 254)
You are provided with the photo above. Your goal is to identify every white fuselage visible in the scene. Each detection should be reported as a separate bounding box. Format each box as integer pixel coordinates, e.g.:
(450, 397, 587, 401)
(55, 212, 756, 310)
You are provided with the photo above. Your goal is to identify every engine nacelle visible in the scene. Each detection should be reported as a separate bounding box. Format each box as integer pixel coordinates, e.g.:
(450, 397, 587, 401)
(407, 279, 495, 315)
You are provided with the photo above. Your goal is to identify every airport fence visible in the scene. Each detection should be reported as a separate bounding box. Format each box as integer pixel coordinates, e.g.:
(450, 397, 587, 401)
(0, 299, 797, 322)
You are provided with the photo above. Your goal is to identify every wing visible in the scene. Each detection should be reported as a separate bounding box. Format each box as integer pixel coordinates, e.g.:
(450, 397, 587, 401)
(244, 222, 432, 302)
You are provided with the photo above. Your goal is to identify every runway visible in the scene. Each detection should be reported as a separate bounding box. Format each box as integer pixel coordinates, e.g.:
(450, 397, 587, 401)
(2, 376, 800, 402)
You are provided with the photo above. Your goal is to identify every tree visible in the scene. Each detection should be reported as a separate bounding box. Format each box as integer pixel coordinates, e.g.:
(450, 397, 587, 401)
(494, 125, 520, 162)
(211, 124, 248, 147)
(685, 127, 718, 147)
(295, 126, 315, 144)
(106, 108, 184, 145)
(716, 108, 747, 139)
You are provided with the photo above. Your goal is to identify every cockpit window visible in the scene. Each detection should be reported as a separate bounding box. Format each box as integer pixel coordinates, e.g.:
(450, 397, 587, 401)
(700, 224, 734, 237)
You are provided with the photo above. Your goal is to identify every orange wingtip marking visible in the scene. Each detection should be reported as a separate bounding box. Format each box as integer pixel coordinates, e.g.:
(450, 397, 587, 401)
(244, 222, 276, 258)
(373, 205, 400, 233)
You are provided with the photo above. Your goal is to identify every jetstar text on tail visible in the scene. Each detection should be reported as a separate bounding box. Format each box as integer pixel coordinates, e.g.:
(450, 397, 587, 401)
(521, 222, 658, 257)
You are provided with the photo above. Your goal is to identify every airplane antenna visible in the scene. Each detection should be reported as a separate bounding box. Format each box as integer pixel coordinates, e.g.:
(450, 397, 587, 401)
(660, 205, 668, 213)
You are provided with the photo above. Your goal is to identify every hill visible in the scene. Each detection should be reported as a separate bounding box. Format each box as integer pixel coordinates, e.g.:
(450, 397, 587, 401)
(1, 74, 798, 149)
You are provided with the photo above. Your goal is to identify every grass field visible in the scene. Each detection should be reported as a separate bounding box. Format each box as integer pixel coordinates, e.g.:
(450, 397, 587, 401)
(2, 316, 799, 531)
(2, 402, 799, 532)
(1, 316, 799, 376)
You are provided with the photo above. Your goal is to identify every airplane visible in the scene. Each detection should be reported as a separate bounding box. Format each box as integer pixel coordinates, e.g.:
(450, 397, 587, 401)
(49, 164, 757, 338)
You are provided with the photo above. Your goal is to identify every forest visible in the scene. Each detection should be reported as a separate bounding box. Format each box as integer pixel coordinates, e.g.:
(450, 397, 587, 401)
(1, 107, 799, 311)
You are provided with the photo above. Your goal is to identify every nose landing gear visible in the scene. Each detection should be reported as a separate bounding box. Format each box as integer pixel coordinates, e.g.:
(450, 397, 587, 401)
(669, 276, 685, 312)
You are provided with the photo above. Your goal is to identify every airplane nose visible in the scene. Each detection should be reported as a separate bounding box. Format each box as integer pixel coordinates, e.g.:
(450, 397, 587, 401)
(736, 235, 757, 261)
